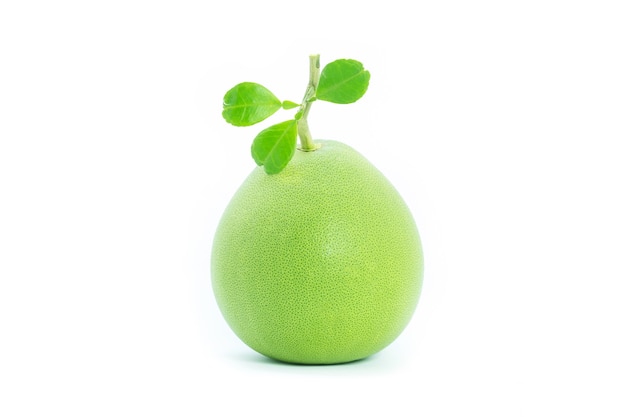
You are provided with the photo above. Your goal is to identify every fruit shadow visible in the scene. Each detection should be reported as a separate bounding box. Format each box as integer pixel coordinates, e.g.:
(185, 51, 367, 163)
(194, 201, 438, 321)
(238, 352, 375, 367)
(230, 350, 405, 375)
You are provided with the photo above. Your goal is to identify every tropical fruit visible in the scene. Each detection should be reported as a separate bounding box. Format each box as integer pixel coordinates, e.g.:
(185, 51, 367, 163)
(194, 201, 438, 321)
(213, 54, 424, 364)
(211, 140, 423, 364)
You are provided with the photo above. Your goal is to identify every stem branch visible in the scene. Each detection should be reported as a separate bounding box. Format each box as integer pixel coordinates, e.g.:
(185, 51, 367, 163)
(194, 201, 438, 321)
(297, 54, 321, 151)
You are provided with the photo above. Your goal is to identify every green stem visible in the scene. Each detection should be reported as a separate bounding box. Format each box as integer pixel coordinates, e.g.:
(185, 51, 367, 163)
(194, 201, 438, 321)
(297, 54, 321, 151)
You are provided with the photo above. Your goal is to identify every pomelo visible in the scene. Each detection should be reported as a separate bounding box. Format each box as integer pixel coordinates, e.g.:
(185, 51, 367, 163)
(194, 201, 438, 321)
(211, 140, 423, 364)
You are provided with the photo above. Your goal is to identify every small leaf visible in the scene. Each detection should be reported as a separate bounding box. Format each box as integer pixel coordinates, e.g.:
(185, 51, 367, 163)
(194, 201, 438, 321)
(251, 120, 297, 174)
(282, 100, 300, 110)
(222, 82, 282, 126)
(316, 59, 370, 104)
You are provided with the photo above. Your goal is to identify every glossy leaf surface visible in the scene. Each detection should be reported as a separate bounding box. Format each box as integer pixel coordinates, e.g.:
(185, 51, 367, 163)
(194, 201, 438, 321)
(316, 59, 370, 104)
(251, 120, 297, 174)
(222, 82, 281, 126)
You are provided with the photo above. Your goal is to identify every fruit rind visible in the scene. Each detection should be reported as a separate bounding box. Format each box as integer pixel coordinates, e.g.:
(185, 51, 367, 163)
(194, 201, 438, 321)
(212, 140, 423, 364)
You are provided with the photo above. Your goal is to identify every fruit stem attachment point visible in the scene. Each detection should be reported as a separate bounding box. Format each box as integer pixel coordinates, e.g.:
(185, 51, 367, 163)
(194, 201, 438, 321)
(297, 54, 321, 151)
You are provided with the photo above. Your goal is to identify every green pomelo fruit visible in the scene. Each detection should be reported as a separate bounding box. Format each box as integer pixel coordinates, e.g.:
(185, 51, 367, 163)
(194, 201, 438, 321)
(211, 140, 423, 364)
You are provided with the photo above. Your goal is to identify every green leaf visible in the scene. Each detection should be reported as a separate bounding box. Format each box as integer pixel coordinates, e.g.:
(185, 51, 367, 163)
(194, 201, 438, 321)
(222, 82, 282, 126)
(316, 59, 370, 104)
(282, 100, 300, 110)
(251, 120, 297, 174)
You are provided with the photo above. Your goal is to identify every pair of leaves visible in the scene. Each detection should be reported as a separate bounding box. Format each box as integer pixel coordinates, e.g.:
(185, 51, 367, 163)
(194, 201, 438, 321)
(222, 59, 370, 126)
(222, 58, 370, 174)
(222, 84, 297, 174)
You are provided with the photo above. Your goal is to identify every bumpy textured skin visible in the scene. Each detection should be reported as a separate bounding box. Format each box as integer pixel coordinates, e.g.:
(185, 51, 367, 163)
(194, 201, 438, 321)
(211, 140, 423, 364)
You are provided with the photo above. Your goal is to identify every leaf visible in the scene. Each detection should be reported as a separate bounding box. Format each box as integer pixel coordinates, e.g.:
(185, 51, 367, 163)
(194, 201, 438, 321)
(282, 100, 300, 110)
(251, 120, 298, 174)
(316, 59, 370, 104)
(222, 82, 282, 126)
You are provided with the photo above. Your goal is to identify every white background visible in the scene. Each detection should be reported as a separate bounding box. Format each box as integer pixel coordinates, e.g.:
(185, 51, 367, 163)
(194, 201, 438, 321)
(1, 1, 625, 415)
